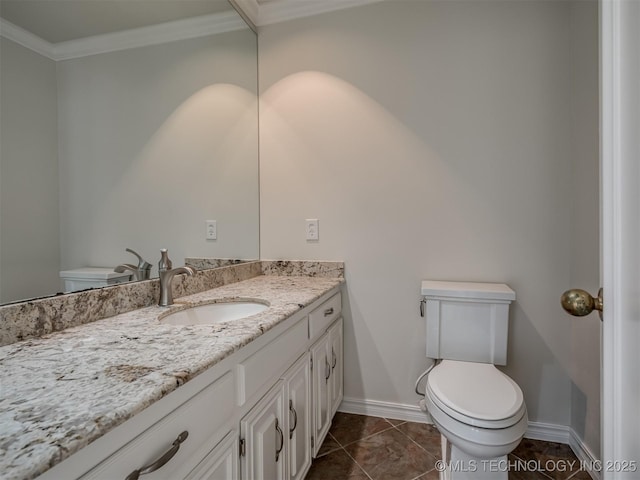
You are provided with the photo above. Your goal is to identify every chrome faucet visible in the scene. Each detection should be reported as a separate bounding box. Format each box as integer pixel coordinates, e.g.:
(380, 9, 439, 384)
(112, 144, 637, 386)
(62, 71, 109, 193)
(114, 248, 152, 281)
(158, 248, 196, 307)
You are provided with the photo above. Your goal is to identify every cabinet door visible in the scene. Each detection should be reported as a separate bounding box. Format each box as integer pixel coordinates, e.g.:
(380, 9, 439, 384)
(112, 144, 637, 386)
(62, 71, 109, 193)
(185, 431, 238, 480)
(284, 353, 311, 480)
(328, 318, 344, 417)
(241, 381, 286, 480)
(310, 334, 331, 457)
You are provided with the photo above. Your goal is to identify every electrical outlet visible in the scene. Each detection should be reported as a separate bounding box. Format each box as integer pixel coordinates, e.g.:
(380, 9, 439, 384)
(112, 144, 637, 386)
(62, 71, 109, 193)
(306, 219, 319, 241)
(206, 220, 217, 240)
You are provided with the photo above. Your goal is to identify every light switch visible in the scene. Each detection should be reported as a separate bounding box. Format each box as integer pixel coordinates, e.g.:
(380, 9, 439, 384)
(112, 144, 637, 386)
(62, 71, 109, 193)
(206, 220, 217, 240)
(306, 219, 319, 241)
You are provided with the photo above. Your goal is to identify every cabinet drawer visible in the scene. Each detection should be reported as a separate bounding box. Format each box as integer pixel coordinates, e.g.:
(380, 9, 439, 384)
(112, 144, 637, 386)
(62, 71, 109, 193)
(309, 292, 341, 339)
(82, 371, 235, 480)
(238, 319, 308, 405)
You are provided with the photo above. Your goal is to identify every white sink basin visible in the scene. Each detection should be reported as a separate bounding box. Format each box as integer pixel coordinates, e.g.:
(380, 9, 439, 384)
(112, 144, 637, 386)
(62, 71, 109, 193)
(160, 301, 268, 326)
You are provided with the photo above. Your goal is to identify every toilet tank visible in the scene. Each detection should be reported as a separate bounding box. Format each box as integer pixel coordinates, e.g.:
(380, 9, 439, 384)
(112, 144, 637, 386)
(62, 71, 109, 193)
(421, 281, 516, 365)
(59, 267, 132, 292)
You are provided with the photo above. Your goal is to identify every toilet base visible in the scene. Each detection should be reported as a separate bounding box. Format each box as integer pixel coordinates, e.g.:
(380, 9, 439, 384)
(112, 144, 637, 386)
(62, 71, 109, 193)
(439, 435, 508, 480)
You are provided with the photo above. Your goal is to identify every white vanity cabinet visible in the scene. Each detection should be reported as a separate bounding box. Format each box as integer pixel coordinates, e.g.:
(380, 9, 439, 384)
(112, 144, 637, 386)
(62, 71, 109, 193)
(237, 289, 343, 477)
(40, 288, 343, 480)
(310, 317, 343, 457)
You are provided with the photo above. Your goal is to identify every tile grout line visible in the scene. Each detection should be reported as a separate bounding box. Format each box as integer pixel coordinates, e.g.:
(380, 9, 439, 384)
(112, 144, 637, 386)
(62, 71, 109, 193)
(409, 468, 438, 480)
(315, 432, 342, 458)
(341, 444, 375, 480)
(334, 422, 398, 449)
(345, 419, 437, 480)
(390, 422, 442, 476)
(392, 423, 436, 456)
(331, 418, 397, 480)
(566, 468, 593, 480)
(509, 452, 555, 480)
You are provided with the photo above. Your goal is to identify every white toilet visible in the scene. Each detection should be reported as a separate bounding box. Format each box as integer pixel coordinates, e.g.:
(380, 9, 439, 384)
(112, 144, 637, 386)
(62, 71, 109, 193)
(420, 281, 527, 480)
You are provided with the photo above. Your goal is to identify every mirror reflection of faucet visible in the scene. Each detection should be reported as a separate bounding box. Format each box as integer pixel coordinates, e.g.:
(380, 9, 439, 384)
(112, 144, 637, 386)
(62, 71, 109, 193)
(114, 248, 152, 281)
(158, 248, 197, 307)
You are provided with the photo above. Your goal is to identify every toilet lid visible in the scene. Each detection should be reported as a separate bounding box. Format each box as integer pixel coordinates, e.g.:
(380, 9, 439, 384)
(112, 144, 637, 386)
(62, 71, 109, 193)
(426, 360, 525, 428)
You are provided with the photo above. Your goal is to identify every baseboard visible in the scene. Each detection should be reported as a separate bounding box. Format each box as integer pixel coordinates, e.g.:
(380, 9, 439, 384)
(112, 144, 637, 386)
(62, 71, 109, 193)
(525, 421, 571, 444)
(338, 396, 431, 424)
(569, 429, 602, 480)
(525, 423, 601, 479)
(338, 397, 601, 480)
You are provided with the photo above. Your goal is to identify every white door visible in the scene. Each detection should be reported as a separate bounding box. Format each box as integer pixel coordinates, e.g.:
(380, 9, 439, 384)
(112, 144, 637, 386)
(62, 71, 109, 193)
(600, 0, 640, 476)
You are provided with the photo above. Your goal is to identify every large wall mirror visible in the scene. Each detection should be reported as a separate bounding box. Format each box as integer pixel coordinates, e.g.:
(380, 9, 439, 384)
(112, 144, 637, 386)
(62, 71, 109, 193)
(0, 0, 259, 304)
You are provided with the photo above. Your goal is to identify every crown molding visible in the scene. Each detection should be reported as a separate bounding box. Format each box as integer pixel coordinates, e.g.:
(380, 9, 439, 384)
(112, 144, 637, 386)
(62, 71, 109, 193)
(0, 18, 56, 59)
(232, 0, 385, 27)
(231, 0, 261, 28)
(0, 10, 246, 61)
(259, 0, 384, 26)
(2, 0, 384, 60)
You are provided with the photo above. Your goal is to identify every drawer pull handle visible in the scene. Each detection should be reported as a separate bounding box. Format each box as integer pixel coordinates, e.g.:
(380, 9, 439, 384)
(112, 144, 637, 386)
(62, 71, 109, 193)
(275, 418, 284, 462)
(324, 307, 334, 317)
(332, 347, 337, 370)
(289, 399, 298, 439)
(325, 358, 331, 383)
(125, 431, 188, 480)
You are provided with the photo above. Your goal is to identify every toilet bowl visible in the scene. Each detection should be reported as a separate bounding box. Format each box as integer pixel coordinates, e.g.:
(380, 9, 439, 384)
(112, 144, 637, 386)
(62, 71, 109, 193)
(419, 281, 527, 480)
(425, 360, 527, 460)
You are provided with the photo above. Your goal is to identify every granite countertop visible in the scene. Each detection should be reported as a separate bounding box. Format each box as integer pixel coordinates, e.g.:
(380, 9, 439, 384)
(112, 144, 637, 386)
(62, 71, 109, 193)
(0, 274, 343, 480)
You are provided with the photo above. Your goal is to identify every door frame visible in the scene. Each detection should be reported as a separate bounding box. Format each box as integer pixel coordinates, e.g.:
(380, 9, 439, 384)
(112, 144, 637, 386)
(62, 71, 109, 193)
(600, 0, 640, 475)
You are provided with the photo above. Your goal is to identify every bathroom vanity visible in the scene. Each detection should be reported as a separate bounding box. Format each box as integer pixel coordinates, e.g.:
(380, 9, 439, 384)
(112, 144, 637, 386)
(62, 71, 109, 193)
(0, 271, 344, 480)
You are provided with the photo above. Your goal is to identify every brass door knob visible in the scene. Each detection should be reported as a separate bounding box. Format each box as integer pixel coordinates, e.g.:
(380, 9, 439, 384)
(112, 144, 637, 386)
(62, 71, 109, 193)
(561, 288, 603, 319)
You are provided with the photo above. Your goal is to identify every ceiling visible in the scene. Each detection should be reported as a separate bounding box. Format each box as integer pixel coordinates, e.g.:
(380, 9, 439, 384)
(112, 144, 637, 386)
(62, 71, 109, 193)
(0, 0, 234, 43)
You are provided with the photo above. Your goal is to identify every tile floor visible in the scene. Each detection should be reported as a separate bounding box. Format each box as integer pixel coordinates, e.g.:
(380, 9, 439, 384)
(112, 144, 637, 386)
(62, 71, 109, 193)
(305, 413, 594, 480)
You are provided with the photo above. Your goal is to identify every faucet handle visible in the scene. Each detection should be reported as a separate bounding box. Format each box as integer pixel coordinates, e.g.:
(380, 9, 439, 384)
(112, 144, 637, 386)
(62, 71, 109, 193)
(158, 248, 172, 272)
(125, 248, 152, 271)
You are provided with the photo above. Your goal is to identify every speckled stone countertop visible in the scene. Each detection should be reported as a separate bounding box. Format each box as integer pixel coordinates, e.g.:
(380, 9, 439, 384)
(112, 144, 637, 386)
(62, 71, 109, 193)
(0, 274, 343, 480)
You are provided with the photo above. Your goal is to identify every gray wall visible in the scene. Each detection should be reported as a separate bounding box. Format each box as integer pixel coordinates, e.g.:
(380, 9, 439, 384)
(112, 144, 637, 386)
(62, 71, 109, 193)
(568, 0, 601, 458)
(259, 0, 598, 433)
(57, 30, 259, 275)
(0, 38, 60, 303)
